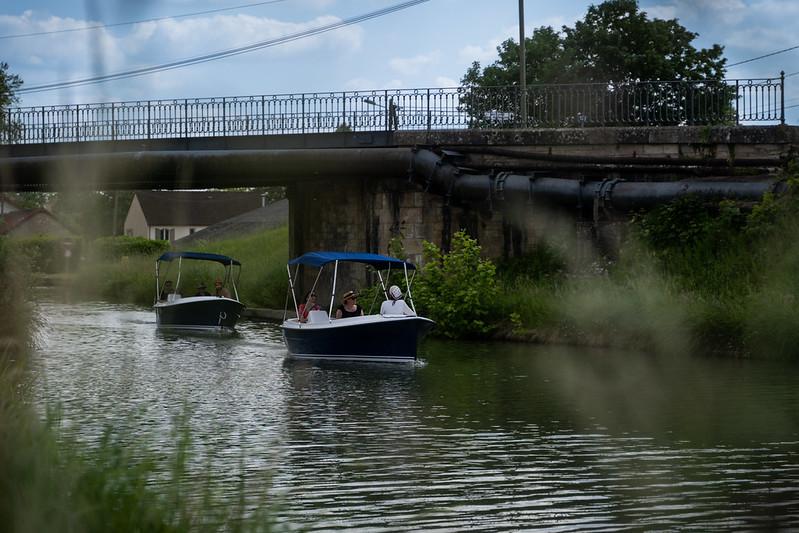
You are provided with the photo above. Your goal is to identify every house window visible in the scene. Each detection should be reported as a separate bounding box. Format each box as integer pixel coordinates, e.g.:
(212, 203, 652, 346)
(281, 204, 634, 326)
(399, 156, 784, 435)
(155, 228, 174, 241)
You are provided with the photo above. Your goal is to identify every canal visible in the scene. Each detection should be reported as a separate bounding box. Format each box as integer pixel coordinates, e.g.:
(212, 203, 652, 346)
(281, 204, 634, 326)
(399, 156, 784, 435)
(32, 301, 799, 530)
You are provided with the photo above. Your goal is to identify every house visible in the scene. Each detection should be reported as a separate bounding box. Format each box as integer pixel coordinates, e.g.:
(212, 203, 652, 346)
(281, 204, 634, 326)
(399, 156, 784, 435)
(123, 191, 266, 242)
(0, 208, 75, 238)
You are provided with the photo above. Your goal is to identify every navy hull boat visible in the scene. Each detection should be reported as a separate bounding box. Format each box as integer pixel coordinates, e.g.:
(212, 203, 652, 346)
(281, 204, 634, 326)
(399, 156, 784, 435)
(281, 251, 434, 362)
(154, 251, 245, 332)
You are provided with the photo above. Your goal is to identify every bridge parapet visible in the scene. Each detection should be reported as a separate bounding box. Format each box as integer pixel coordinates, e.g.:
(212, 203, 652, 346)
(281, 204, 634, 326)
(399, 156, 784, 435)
(2, 77, 785, 145)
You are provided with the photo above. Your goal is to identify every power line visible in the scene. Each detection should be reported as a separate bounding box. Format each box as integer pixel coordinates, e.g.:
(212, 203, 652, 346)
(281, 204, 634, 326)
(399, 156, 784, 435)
(0, 0, 290, 40)
(727, 44, 799, 68)
(18, 0, 431, 94)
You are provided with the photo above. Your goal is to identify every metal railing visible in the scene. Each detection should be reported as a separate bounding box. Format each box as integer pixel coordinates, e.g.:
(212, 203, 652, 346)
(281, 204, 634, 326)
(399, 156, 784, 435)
(1, 75, 785, 144)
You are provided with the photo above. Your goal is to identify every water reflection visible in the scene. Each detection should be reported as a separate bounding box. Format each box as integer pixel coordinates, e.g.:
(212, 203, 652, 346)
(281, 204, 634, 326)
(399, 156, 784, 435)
(32, 302, 799, 530)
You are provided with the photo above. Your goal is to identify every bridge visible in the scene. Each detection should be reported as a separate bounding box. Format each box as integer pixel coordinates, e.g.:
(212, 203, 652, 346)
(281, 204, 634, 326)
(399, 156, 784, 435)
(1, 78, 797, 264)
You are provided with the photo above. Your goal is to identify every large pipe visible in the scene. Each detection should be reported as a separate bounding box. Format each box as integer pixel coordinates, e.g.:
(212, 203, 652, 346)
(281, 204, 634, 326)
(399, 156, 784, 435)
(0, 146, 786, 212)
(410, 148, 785, 212)
(0, 148, 413, 191)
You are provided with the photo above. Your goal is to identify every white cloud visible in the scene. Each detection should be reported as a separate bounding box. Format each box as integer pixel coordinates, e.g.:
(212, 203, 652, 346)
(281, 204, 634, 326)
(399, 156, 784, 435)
(644, 5, 678, 19)
(434, 76, 458, 87)
(388, 51, 440, 75)
(751, 0, 799, 13)
(648, 0, 748, 25)
(458, 44, 498, 65)
(1, 11, 364, 91)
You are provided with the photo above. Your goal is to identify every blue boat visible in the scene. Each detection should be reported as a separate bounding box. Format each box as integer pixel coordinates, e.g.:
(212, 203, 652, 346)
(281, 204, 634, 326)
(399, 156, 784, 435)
(281, 251, 434, 362)
(154, 251, 245, 332)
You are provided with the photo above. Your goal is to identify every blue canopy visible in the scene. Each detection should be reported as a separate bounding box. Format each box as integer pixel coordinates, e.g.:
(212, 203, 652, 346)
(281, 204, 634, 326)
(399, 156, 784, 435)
(157, 251, 241, 266)
(288, 251, 415, 270)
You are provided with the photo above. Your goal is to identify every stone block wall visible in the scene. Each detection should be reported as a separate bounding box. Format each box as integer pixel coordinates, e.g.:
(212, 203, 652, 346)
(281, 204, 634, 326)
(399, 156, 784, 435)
(287, 176, 549, 301)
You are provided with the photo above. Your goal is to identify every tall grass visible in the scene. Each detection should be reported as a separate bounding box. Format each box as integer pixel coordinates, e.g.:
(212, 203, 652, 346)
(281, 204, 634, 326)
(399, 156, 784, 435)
(491, 168, 799, 359)
(187, 225, 288, 309)
(69, 226, 289, 308)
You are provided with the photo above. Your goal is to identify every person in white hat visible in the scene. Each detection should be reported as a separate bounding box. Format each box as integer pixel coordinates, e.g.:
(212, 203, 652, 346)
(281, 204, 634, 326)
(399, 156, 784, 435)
(380, 285, 416, 316)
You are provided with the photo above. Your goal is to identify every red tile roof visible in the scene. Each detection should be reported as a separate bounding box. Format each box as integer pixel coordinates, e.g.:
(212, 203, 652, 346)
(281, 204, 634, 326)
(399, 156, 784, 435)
(0, 208, 57, 235)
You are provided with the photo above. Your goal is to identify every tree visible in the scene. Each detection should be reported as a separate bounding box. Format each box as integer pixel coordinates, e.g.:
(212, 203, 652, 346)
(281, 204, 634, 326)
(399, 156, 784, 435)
(461, 0, 728, 126)
(0, 62, 23, 140)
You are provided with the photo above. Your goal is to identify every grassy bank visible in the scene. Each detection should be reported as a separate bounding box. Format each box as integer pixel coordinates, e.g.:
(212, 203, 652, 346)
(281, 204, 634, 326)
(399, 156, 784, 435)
(67, 225, 288, 308)
(1, 239, 277, 533)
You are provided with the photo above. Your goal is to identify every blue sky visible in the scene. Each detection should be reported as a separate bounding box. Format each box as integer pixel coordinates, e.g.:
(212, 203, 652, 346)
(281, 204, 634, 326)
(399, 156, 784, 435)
(1, 0, 797, 123)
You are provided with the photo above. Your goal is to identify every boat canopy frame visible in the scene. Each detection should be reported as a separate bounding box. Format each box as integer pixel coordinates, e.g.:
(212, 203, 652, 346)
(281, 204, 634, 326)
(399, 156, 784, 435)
(285, 251, 418, 324)
(155, 251, 242, 303)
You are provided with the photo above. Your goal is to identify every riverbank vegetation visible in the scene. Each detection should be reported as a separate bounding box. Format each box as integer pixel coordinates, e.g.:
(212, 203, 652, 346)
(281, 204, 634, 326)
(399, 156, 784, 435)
(481, 165, 799, 359)
(43, 225, 289, 308)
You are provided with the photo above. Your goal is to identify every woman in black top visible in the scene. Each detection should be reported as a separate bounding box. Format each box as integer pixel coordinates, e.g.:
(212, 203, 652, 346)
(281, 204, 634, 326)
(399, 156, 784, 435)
(335, 290, 364, 319)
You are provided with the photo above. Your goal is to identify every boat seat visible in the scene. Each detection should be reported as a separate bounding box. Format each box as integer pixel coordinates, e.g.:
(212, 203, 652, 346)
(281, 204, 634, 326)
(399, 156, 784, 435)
(307, 310, 329, 324)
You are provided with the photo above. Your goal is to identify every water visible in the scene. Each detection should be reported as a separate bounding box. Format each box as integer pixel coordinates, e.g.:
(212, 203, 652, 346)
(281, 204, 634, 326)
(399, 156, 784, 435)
(32, 302, 799, 530)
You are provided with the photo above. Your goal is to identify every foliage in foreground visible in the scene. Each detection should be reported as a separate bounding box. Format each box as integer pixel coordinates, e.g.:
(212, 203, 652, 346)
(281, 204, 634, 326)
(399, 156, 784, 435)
(1, 394, 276, 533)
(1, 241, 276, 533)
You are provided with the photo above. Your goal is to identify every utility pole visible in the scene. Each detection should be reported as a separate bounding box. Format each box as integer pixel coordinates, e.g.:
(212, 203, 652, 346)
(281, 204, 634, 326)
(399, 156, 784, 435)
(519, 0, 527, 126)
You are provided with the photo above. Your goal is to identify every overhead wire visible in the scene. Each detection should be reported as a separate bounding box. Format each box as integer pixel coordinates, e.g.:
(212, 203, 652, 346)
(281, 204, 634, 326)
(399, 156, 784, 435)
(727, 44, 799, 68)
(18, 0, 431, 94)
(0, 0, 291, 40)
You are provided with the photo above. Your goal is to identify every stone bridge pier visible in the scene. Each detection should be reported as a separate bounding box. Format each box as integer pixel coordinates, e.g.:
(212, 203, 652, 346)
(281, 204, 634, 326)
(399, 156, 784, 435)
(287, 175, 539, 298)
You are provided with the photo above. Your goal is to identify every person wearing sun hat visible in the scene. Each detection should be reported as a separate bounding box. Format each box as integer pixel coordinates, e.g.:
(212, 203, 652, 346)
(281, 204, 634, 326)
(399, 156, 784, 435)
(335, 289, 364, 319)
(380, 285, 416, 316)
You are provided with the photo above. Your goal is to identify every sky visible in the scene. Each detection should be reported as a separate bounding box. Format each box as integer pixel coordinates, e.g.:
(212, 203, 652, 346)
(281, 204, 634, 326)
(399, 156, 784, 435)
(1, 0, 797, 124)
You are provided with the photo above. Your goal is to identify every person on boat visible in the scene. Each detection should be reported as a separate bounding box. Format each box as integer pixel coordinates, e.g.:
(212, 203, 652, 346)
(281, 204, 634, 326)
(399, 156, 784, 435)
(335, 290, 363, 319)
(380, 285, 416, 316)
(214, 278, 231, 298)
(298, 290, 321, 323)
(196, 282, 211, 296)
(159, 280, 174, 301)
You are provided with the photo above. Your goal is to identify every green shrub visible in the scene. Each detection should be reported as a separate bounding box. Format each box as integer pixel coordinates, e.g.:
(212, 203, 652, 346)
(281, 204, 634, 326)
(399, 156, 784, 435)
(92, 236, 169, 260)
(414, 230, 498, 338)
(8, 236, 81, 274)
